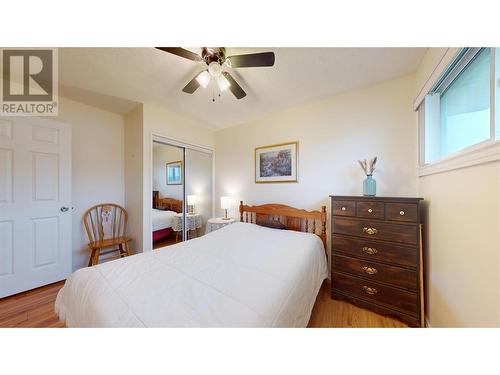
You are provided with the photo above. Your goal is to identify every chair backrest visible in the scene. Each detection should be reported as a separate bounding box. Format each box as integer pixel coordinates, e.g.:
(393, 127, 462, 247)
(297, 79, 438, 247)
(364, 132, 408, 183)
(83, 203, 128, 244)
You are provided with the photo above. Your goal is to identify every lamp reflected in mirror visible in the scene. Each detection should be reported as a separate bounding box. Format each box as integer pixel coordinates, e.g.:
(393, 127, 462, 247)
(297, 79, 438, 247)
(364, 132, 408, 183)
(187, 195, 198, 214)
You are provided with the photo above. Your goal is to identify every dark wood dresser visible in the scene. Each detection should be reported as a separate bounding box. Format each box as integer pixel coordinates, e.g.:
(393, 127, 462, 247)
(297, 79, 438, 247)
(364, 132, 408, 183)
(330, 196, 424, 327)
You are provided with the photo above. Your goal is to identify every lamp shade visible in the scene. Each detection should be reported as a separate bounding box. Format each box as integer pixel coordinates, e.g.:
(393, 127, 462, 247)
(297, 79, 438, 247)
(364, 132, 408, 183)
(195, 71, 210, 88)
(187, 195, 197, 206)
(217, 75, 230, 91)
(220, 196, 232, 210)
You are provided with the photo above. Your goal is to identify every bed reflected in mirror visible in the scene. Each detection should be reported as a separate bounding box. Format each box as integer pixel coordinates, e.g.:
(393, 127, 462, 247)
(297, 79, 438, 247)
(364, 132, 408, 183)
(152, 140, 213, 250)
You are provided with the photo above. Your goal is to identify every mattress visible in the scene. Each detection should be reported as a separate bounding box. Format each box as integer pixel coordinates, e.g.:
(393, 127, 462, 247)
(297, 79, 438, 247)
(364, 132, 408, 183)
(152, 208, 176, 231)
(55, 222, 328, 327)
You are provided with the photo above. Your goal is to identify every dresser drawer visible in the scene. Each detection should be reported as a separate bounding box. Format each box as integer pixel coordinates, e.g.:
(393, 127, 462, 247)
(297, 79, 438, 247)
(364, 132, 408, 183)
(333, 217, 418, 245)
(332, 200, 356, 216)
(332, 235, 417, 268)
(356, 201, 384, 220)
(332, 254, 417, 290)
(386, 203, 418, 223)
(332, 272, 419, 316)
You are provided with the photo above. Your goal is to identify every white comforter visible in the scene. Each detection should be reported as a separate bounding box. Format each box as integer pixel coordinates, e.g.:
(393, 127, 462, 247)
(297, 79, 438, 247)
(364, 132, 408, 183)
(151, 208, 176, 231)
(55, 222, 328, 327)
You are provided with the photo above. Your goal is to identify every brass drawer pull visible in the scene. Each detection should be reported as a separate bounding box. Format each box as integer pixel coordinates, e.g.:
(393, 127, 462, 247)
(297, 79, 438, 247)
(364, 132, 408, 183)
(399, 210, 405, 216)
(341, 206, 346, 211)
(368, 208, 373, 213)
(363, 286, 378, 295)
(362, 246, 378, 255)
(362, 266, 378, 275)
(363, 227, 378, 235)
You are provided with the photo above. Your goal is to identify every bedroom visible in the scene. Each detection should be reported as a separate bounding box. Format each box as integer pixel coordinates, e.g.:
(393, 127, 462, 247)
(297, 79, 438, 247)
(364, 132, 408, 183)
(1, 1, 499, 373)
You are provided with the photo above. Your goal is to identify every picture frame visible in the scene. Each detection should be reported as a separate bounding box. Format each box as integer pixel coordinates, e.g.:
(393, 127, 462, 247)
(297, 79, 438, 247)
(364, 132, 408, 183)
(255, 141, 298, 183)
(166, 160, 183, 185)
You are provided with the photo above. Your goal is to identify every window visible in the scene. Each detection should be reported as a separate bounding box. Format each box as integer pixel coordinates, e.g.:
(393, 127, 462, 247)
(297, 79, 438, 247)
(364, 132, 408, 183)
(439, 48, 490, 156)
(421, 48, 497, 166)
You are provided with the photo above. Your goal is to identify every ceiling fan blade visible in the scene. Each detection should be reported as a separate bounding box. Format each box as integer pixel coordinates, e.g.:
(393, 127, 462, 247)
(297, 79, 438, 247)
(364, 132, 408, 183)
(227, 52, 275, 68)
(182, 75, 201, 94)
(156, 47, 202, 62)
(222, 72, 246, 99)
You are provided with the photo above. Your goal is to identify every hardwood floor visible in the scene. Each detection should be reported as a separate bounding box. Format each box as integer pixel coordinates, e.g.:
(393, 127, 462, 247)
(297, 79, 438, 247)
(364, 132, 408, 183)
(152, 230, 203, 250)
(0, 280, 407, 328)
(308, 281, 407, 327)
(152, 234, 178, 249)
(0, 282, 65, 328)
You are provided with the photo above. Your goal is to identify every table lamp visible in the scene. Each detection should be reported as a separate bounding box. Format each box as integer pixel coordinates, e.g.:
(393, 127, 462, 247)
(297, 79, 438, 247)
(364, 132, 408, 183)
(220, 196, 231, 220)
(187, 195, 197, 214)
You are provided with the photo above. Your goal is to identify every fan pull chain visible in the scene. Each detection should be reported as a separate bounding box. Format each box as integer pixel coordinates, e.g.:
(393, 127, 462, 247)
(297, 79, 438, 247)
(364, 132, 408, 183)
(211, 79, 222, 103)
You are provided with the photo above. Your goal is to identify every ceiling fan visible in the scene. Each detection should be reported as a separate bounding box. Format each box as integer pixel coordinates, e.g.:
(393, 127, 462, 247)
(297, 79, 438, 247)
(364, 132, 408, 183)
(156, 47, 275, 100)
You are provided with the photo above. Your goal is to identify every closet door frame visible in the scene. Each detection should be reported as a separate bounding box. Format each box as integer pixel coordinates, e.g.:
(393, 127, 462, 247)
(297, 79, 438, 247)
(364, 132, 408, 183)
(150, 133, 215, 250)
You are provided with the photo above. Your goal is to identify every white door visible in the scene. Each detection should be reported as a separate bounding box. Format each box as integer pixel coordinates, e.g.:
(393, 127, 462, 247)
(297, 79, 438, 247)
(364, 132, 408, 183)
(0, 117, 72, 298)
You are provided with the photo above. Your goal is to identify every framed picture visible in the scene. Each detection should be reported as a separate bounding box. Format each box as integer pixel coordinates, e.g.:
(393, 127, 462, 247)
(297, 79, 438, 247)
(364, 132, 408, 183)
(166, 160, 183, 185)
(255, 141, 298, 183)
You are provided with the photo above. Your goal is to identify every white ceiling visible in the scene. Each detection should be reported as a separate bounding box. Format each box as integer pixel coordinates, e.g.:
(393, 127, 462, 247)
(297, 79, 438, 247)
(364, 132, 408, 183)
(59, 47, 426, 130)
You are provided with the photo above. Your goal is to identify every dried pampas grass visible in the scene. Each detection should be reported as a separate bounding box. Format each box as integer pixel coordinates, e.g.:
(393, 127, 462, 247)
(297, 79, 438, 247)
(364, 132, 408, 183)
(358, 156, 378, 175)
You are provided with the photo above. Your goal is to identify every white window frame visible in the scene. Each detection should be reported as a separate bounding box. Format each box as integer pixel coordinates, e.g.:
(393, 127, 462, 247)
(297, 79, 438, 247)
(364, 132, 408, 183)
(418, 47, 500, 177)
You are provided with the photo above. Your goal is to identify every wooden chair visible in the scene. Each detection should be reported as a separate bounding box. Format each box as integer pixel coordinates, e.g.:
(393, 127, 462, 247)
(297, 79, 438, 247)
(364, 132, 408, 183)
(83, 203, 132, 266)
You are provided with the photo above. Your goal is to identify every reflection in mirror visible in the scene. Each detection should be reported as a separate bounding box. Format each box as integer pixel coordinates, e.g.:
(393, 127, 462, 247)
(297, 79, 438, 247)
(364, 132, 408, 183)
(185, 148, 213, 237)
(152, 141, 184, 249)
(166, 161, 182, 185)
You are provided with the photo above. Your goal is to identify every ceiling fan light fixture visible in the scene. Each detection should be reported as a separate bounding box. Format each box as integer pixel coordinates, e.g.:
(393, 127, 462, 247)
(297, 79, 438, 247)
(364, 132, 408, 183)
(158, 47, 275, 100)
(208, 61, 222, 77)
(195, 70, 211, 88)
(217, 74, 231, 91)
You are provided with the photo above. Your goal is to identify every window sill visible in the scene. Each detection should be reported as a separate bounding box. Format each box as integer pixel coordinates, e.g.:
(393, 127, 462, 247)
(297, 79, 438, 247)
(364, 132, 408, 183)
(418, 140, 500, 177)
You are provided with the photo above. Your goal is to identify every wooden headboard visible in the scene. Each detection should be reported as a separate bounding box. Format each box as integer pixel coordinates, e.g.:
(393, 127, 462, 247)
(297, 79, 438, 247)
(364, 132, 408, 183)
(157, 197, 183, 213)
(239, 201, 327, 250)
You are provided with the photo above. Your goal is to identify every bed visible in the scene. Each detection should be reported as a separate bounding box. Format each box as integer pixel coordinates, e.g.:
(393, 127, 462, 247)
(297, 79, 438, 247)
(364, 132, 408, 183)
(152, 196, 183, 243)
(152, 208, 177, 242)
(55, 202, 328, 327)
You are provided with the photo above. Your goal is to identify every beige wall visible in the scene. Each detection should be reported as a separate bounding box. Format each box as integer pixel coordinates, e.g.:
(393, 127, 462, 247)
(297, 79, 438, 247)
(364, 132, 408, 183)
(419, 162, 500, 327)
(124, 105, 144, 254)
(415, 49, 500, 327)
(214, 74, 418, 256)
(143, 103, 215, 148)
(57, 97, 125, 270)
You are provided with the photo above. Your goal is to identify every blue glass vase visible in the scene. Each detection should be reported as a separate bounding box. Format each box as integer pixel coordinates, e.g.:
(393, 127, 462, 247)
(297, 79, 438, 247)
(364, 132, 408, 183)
(363, 175, 376, 196)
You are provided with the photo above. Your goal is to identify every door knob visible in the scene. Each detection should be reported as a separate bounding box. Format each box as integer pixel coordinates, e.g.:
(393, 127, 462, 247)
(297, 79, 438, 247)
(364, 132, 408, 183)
(60, 206, 70, 212)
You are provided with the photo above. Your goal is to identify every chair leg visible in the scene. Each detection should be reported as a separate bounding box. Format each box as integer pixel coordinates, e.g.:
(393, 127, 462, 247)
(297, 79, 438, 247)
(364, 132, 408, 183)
(88, 249, 96, 267)
(124, 241, 131, 256)
(118, 244, 125, 258)
(93, 248, 101, 266)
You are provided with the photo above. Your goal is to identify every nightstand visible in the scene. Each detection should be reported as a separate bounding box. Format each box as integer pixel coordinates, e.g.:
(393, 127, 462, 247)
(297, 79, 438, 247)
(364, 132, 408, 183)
(172, 213, 202, 240)
(206, 217, 236, 234)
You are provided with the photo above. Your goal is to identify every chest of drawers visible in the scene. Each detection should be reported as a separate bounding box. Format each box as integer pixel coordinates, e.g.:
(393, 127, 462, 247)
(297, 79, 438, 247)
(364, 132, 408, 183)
(330, 196, 424, 327)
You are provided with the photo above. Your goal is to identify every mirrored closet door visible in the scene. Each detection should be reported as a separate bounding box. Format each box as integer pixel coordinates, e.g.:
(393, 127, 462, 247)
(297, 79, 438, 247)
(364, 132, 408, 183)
(151, 138, 213, 250)
(185, 148, 213, 236)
